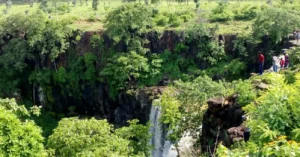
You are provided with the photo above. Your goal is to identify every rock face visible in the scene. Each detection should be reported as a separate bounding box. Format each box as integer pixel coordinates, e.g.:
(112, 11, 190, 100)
(50, 83, 166, 126)
(200, 95, 245, 152)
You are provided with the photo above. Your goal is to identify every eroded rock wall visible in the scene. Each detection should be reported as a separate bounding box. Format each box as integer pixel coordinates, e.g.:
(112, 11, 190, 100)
(200, 95, 245, 152)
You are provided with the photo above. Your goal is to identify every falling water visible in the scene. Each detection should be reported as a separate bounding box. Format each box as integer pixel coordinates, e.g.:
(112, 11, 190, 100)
(148, 102, 178, 157)
(148, 100, 199, 157)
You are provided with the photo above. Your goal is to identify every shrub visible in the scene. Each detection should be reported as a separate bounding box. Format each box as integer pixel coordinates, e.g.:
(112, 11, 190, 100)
(157, 76, 227, 144)
(180, 14, 193, 22)
(289, 47, 300, 67)
(209, 2, 234, 22)
(253, 7, 300, 44)
(153, 10, 194, 27)
(88, 13, 97, 22)
(0, 98, 45, 156)
(202, 59, 247, 81)
(47, 118, 132, 156)
(56, 3, 71, 15)
(90, 35, 102, 48)
(154, 14, 169, 26)
(169, 15, 183, 27)
(233, 79, 257, 107)
(233, 5, 260, 20)
(100, 51, 150, 97)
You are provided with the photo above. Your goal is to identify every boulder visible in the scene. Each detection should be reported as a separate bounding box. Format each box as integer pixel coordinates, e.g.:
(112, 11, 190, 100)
(228, 125, 246, 142)
(252, 79, 262, 84)
(257, 83, 268, 89)
(201, 95, 245, 152)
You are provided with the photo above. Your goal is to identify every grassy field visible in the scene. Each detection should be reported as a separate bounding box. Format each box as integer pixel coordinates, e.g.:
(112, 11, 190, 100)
(0, 0, 284, 34)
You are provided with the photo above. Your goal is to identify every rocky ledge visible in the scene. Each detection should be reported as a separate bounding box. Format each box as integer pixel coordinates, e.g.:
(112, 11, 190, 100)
(200, 94, 245, 152)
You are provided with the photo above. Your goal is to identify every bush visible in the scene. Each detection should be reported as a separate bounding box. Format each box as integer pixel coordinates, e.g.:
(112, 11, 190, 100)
(233, 5, 260, 20)
(47, 118, 132, 156)
(154, 14, 169, 26)
(233, 79, 257, 107)
(88, 13, 98, 22)
(100, 51, 150, 97)
(153, 10, 194, 27)
(217, 73, 300, 156)
(48, 118, 150, 156)
(169, 15, 183, 27)
(180, 14, 193, 22)
(0, 99, 45, 156)
(289, 47, 300, 67)
(209, 2, 234, 22)
(203, 59, 247, 81)
(56, 3, 71, 15)
(253, 7, 300, 44)
(39, 1, 55, 14)
(282, 69, 296, 84)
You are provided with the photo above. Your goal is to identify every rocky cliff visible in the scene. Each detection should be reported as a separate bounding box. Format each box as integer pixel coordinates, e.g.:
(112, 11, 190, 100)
(200, 95, 245, 152)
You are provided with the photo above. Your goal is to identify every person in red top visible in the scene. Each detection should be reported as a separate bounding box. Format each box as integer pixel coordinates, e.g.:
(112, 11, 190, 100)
(258, 51, 264, 75)
(280, 58, 285, 68)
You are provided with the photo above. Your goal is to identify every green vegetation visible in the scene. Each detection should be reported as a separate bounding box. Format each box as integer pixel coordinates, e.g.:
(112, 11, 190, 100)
(48, 118, 150, 156)
(0, 98, 45, 156)
(1, 0, 300, 156)
(217, 72, 300, 156)
(0, 0, 284, 34)
(156, 76, 228, 148)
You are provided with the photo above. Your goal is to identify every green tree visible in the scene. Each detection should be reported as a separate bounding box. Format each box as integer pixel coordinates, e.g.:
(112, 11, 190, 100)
(0, 98, 45, 156)
(115, 120, 151, 156)
(184, 24, 225, 65)
(92, 0, 99, 10)
(151, 0, 160, 4)
(253, 7, 300, 44)
(104, 3, 152, 55)
(217, 73, 300, 156)
(5, 0, 12, 9)
(29, 0, 35, 7)
(100, 51, 150, 97)
(232, 79, 257, 107)
(157, 76, 227, 149)
(72, 0, 77, 6)
(48, 118, 149, 156)
(0, 11, 74, 97)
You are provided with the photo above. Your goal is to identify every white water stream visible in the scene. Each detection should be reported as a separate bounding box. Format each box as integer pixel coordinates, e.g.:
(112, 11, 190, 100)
(148, 104, 177, 157)
(148, 101, 199, 157)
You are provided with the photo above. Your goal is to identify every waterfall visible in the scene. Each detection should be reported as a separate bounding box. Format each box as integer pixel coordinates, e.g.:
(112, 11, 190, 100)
(148, 101, 178, 157)
(148, 100, 200, 157)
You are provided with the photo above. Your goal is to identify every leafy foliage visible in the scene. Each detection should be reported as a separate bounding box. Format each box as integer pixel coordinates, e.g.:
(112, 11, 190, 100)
(253, 7, 300, 44)
(232, 79, 257, 107)
(48, 118, 150, 157)
(115, 120, 151, 156)
(219, 73, 300, 156)
(209, 2, 234, 22)
(92, 0, 99, 10)
(158, 76, 227, 144)
(104, 3, 151, 55)
(157, 88, 181, 130)
(289, 47, 300, 67)
(0, 98, 45, 156)
(233, 4, 260, 20)
(217, 136, 300, 156)
(100, 51, 149, 97)
(48, 118, 131, 156)
(184, 24, 225, 65)
(153, 11, 195, 27)
(0, 11, 74, 97)
(203, 59, 247, 81)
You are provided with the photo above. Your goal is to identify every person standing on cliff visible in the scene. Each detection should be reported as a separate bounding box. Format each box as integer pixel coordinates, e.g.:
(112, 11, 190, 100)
(284, 51, 289, 68)
(258, 51, 264, 75)
(272, 53, 279, 72)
